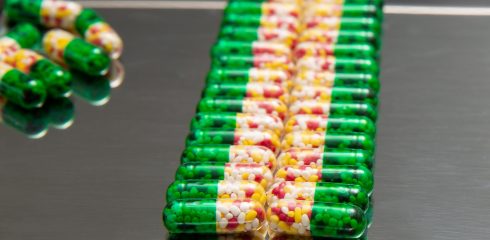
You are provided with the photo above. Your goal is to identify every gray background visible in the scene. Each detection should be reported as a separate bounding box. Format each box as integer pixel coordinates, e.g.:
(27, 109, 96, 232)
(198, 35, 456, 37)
(2, 1, 490, 240)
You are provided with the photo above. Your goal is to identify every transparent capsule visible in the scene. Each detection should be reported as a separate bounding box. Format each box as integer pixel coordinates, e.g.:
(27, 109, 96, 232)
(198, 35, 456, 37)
(275, 165, 374, 193)
(302, 16, 381, 33)
(295, 56, 379, 74)
(164, 199, 266, 234)
(225, 2, 301, 18)
(186, 129, 281, 153)
(203, 82, 289, 102)
(277, 147, 373, 170)
(223, 14, 300, 33)
(211, 40, 291, 57)
(197, 97, 288, 120)
(181, 145, 277, 170)
(167, 180, 267, 205)
(284, 115, 376, 136)
(175, 163, 274, 188)
(267, 200, 366, 238)
(190, 112, 284, 136)
(207, 68, 290, 86)
(212, 55, 294, 73)
(303, 3, 382, 19)
(0, 62, 46, 109)
(5, 49, 72, 97)
(288, 100, 377, 121)
(219, 25, 298, 46)
(298, 28, 379, 47)
(268, 181, 369, 211)
(293, 70, 379, 91)
(42, 29, 111, 76)
(293, 42, 377, 59)
(281, 131, 375, 152)
(289, 85, 377, 105)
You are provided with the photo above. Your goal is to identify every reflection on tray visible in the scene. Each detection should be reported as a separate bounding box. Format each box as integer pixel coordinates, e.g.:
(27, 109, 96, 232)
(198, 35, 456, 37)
(1, 60, 125, 138)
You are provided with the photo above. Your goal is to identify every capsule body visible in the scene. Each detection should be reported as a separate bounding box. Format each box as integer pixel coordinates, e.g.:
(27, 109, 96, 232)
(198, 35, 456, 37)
(303, 16, 381, 33)
(0, 62, 46, 109)
(167, 180, 267, 205)
(294, 71, 379, 91)
(294, 42, 377, 59)
(197, 98, 288, 120)
(203, 82, 289, 102)
(164, 199, 266, 233)
(223, 14, 300, 33)
(290, 85, 377, 105)
(175, 163, 274, 188)
(43, 29, 111, 75)
(277, 147, 373, 170)
(212, 55, 294, 73)
(207, 68, 290, 86)
(225, 2, 301, 18)
(212, 40, 292, 57)
(284, 115, 376, 136)
(181, 145, 277, 170)
(298, 29, 379, 47)
(191, 112, 284, 136)
(267, 200, 366, 238)
(295, 56, 379, 74)
(275, 165, 374, 193)
(186, 129, 281, 153)
(268, 181, 369, 211)
(288, 100, 377, 121)
(281, 131, 375, 152)
(303, 3, 382, 19)
(219, 26, 298, 46)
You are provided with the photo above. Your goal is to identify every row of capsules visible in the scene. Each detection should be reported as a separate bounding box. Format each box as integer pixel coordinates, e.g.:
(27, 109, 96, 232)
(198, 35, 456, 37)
(163, 0, 383, 239)
(0, 0, 123, 110)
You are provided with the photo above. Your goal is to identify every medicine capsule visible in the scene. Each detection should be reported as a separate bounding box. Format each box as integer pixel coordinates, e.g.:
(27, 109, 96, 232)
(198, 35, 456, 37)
(303, 3, 382, 19)
(211, 40, 291, 57)
(284, 115, 376, 136)
(281, 131, 375, 152)
(212, 55, 294, 73)
(299, 29, 379, 48)
(163, 199, 266, 233)
(302, 16, 381, 33)
(5, 49, 72, 97)
(207, 68, 290, 86)
(267, 200, 366, 238)
(268, 181, 369, 211)
(289, 100, 377, 121)
(186, 129, 281, 153)
(0, 62, 46, 109)
(223, 14, 300, 33)
(175, 163, 274, 188)
(225, 2, 301, 18)
(203, 82, 288, 102)
(190, 112, 284, 136)
(181, 145, 277, 170)
(294, 70, 379, 91)
(197, 97, 288, 120)
(293, 42, 377, 59)
(219, 25, 297, 46)
(289, 85, 377, 105)
(1, 23, 41, 55)
(166, 180, 267, 205)
(42, 29, 111, 76)
(277, 147, 373, 171)
(295, 56, 379, 74)
(274, 165, 374, 193)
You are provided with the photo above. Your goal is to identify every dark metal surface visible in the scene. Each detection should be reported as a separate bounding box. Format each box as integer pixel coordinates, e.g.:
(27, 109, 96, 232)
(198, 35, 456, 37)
(2, 7, 490, 240)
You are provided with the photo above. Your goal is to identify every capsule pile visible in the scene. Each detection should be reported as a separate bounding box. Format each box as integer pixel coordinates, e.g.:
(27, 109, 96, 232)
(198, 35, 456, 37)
(164, 0, 383, 239)
(0, 0, 124, 138)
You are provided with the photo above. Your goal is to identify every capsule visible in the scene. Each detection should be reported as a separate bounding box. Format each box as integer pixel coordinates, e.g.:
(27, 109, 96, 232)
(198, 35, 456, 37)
(211, 40, 291, 57)
(290, 85, 377, 105)
(277, 147, 373, 170)
(197, 97, 288, 120)
(1, 23, 41, 55)
(293, 42, 377, 59)
(175, 163, 274, 188)
(0, 62, 46, 109)
(203, 82, 289, 102)
(5, 49, 72, 97)
(274, 165, 374, 193)
(186, 129, 281, 153)
(284, 115, 376, 136)
(298, 29, 379, 48)
(212, 55, 294, 73)
(302, 16, 381, 33)
(167, 180, 267, 205)
(268, 181, 369, 211)
(225, 2, 301, 18)
(190, 112, 284, 136)
(294, 70, 379, 91)
(281, 131, 375, 152)
(181, 145, 277, 170)
(207, 68, 290, 86)
(223, 14, 300, 33)
(288, 100, 377, 121)
(42, 29, 111, 76)
(219, 26, 297, 46)
(295, 56, 379, 74)
(267, 200, 366, 238)
(303, 3, 382, 19)
(163, 199, 266, 233)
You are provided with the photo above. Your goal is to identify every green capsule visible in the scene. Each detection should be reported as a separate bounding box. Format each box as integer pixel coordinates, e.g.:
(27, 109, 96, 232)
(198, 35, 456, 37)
(211, 40, 291, 57)
(296, 56, 379, 74)
(190, 112, 284, 135)
(304, 16, 382, 34)
(203, 82, 288, 102)
(304, 3, 383, 19)
(290, 85, 378, 105)
(289, 100, 378, 121)
(4, 0, 43, 26)
(222, 14, 299, 33)
(168, 233, 263, 240)
(212, 54, 293, 72)
(206, 68, 290, 85)
(197, 97, 288, 120)
(300, 28, 380, 49)
(71, 70, 111, 106)
(282, 131, 375, 153)
(294, 42, 378, 59)
(285, 115, 376, 137)
(0, 63, 46, 109)
(278, 148, 374, 170)
(219, 25, 297, 46)
(5, 23, 41, 49)
(224, 2, 300, 17)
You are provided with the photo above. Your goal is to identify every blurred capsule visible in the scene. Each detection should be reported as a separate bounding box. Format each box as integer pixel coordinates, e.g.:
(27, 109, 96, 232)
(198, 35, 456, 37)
(219, 25, 298, 47)
(203, 82, 289, 102)
(197, 97, 288, 120)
